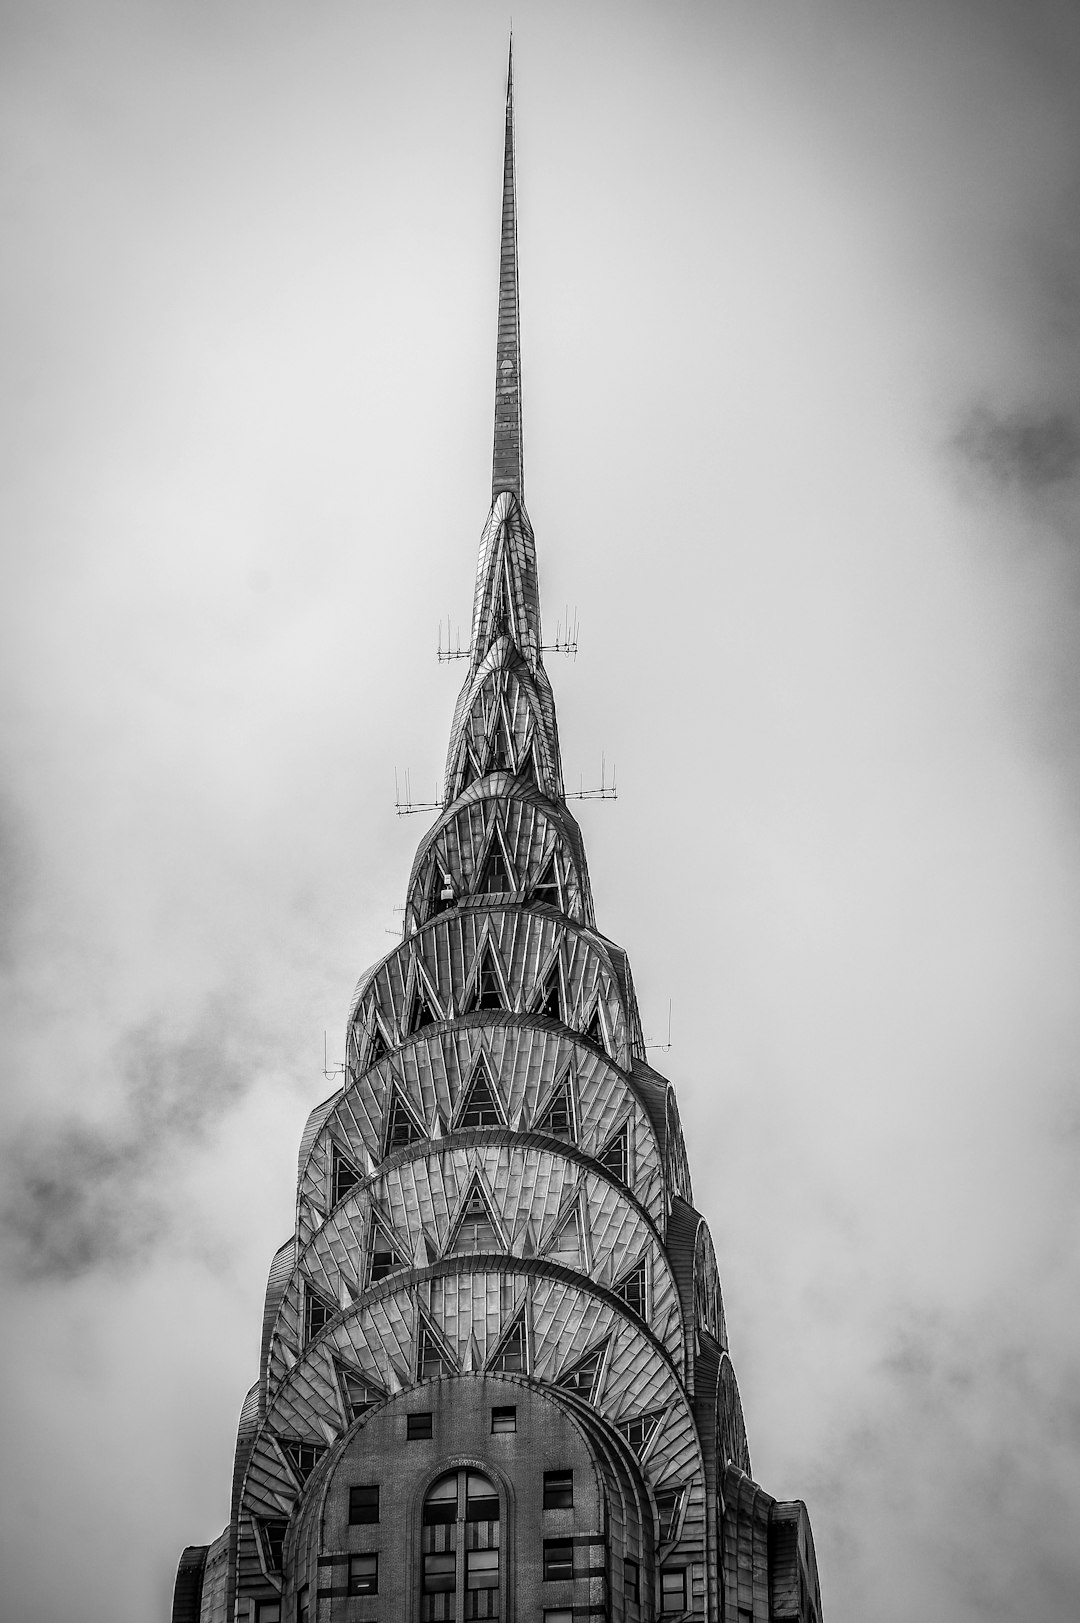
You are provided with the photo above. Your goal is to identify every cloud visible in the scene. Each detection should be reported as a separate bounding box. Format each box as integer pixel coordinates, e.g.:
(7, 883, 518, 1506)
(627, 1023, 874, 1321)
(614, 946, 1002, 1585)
(954, 404, 1080, 490)
(0, 1003, 252, 1281)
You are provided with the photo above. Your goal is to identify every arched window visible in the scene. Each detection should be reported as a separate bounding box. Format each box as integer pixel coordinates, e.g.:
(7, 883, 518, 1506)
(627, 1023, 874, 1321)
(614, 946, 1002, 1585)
(421, 1468, 501, 1619)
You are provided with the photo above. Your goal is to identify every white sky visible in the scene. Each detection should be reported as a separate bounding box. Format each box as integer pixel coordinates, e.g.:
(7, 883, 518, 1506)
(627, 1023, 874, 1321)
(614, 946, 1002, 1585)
(3, 3, 1080, 1620)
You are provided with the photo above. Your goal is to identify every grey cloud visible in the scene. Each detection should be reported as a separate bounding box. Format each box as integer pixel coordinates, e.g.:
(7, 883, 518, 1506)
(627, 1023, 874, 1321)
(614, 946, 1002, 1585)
(954, 404, 1080, 489)
(0, 1004, 252, 1281)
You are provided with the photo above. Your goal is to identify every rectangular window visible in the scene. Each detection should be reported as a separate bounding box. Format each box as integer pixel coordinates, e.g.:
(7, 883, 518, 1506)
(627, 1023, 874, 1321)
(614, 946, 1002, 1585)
(408, 1412, 433, 1440)
(624, 1559, 640, 1603)
(543, 1470, 574, 1509)
(465, 1473, 500, 1522)
(349, 1484, 380, 1524)
(543, 1612, 573, 1623)
(661, 1568, 687, 1611)
(296, 1587, 309, 1623)
(423, 1551, 456, 1593)
(256, 1605, 281, 1623)
(543, 1540, 574, 1580)
(466, 1548, 500, 1590)
(490, 1405, 516, 1433)
(348, 1554, 378, 1596)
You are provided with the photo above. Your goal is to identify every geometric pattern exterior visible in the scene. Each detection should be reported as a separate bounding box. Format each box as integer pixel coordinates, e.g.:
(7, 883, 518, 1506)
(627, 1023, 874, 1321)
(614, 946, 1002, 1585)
(173, 46, 822, 1623)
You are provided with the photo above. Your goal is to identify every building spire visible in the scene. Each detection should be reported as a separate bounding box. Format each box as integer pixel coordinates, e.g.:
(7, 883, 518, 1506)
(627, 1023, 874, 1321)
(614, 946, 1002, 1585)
(491, 39, 523, 502)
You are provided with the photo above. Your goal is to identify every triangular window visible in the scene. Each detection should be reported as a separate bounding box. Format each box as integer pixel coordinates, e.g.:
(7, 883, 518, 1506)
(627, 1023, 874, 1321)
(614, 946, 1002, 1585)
(364, 1018, 388, 1069)
(534, 960, 563, 1022)
(546, 1204, 583, 1267)
(407, 980, 440, 1035)
(530, 855, 561, 908)
(598, 1121, 629, 1185)
(384, 1089, 424, 1156)
(490, 575, 512, 639)
(281, 1439, 326, 1487)
(416, 1314, 454, 1380)
(449, 1180, 501, 1254)
(617, 1409, 664, 1458)
(479, 841, 513, 895)
(535, 1076, 574, 1139)
(488, 1309, 527, 1374)
(584, 999, 607, 1051)
(557, 1338, 608, 1403)
(613, 1258, 647, 1321)
(655, 1484, 686, 1542)
(304, 1285, 337, 1343)
(335, 1364, 386, 1423)
(332, 1145, 362, 1205)
(459, 750, 477, 792)
(368, 1220, 406, 1285)
(456, 1057, 504, 1128)
(469, 945, 505, 1013)
(257, 1518, 289, 1573)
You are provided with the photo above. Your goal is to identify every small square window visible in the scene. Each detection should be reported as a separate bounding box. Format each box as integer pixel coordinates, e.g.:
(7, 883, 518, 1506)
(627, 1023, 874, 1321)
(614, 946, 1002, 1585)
(543, 1539, 574, 1580)
(661, 1567, 687, 1611)
(407, 1412, 433, 1440)
(624, 1559, 640, 1603)
(543, 1469, 574, 1509)
(491, 1405, 517, 1433)
(256, 1605, 281, 1623)
(349, 1484, 380, 1524)
(348, 1553, 378, 1596)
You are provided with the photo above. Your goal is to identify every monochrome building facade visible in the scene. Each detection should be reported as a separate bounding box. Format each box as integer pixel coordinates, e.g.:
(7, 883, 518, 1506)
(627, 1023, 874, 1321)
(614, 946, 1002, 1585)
(173, 52, 823, 1623)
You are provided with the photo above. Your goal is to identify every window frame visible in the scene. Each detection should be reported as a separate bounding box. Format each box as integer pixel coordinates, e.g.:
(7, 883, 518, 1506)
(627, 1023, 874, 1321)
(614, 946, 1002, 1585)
(543, 1469, 574, 1510)
(348, 1483, 380, 1525)
(407, 1411, 434, 1440)
(347, 1552, 379, 1597)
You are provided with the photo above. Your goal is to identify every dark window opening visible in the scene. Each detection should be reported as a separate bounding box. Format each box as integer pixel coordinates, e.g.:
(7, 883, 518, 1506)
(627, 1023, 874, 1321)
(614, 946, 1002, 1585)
(281, 1440, 325, 1486)
(480, 844, 512, 894)
(450, 1183, 500, 1254)
(543, 1540, 574, 1580)
(348, 1554, 378, 1596)
(543, 1470, 574, 1510)
(385, 1091, 423, 1154)
(259, 1519, 288, 1573)
(613, 1258, 647, 1320)
(296, 1586, 309, 1623)
(417, 1318, 453, 1379)
(407, 1411, 433, 1440)
(488, 1312, 526, 1373)
(457, 1064, 502, 1129)
(535, 1079, 573, 1138)
(364, 1019, 388, 1068)
(256, 1604, 281, 1623)
(491, 1405, 516, 1433)
(304, 1289, 335, 1342)
(620, 1410, 663, 1458)
(368, 1224, 405, 1284)
(583, 1001, 606, 1050)
(332, 1146, 361, 1205)
(661, 1568, 687, 1612)
(529, 856, 560, 908)
(471, 948, 505, 1012)
(655, 1486, 684, 1542)
(338, 1368, 384, 1420)
(349, 1484, 380, 1525)
(408, 985, 439, 1034)
(423, 1550, 456, 1591)
(598, 1123, 628, 1185)
(624, 1560, 640, 1603)
(557, 1340, 606, 1402)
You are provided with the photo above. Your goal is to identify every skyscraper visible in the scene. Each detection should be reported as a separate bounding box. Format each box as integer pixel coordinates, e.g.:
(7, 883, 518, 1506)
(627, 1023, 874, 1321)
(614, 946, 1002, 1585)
(173, 49, 823, 1623)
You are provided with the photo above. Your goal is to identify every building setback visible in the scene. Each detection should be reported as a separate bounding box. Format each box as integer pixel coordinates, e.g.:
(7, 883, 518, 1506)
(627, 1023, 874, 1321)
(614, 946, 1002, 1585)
(173, 48, 824, 1623)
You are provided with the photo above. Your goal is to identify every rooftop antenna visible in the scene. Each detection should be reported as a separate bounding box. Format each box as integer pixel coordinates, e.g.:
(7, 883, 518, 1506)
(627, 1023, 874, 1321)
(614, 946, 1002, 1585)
(323, 1032, 346, 1081)
(645, 1000, 673, 1053)
(566, 752, 617, 802)
(394, 766, 444, 817)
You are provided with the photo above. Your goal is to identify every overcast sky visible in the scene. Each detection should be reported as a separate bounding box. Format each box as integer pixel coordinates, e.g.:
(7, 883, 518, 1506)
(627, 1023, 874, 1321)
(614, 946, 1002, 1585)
(3, 2, 1080, 1619)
